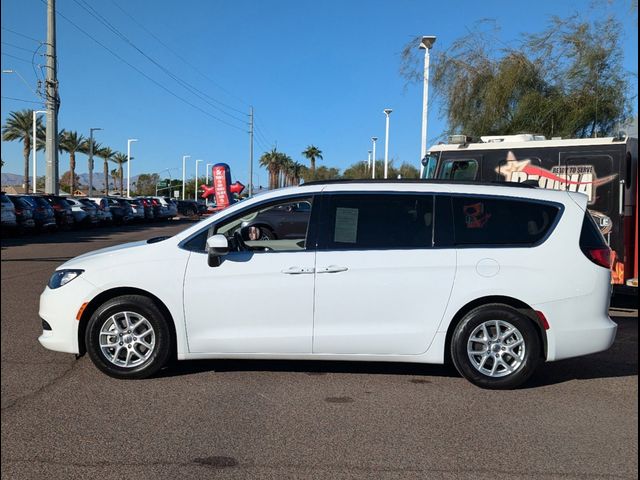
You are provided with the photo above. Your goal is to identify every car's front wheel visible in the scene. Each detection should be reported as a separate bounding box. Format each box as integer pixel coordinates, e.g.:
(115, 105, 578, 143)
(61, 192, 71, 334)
(85, 295, 171, 379)
(451, 304, 541, 389)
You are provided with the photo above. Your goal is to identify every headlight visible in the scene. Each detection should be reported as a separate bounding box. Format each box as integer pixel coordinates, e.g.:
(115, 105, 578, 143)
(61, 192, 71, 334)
(48, 269, 84, 289)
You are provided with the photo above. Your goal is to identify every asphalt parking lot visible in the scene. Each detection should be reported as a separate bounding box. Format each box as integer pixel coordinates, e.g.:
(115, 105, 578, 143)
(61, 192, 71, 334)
(1, 221, 637, 480)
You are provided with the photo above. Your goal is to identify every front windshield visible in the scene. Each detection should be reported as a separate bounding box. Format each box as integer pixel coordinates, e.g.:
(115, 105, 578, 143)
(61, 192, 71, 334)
(421, 154, 438, 179)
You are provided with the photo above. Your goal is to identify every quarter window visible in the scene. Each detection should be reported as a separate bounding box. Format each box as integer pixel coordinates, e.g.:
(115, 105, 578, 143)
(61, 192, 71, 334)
(319, 194, 434, 250)
(451, 196, 561, 246)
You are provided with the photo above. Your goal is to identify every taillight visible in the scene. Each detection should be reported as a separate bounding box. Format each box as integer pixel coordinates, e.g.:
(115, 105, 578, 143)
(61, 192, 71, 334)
(582, 246, 612, 269)
(15, 208, 23, 214)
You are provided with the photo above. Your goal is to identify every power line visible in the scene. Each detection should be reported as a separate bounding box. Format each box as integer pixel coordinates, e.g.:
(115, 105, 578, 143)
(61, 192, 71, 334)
(1, 41, 41, 54)
(1, 52, 33, 64)
(40, 0, 247, 132)
(1, 27, 41, 43)
(1, 95, 45, 105)
(110, 0, 250, 112)
(71, 0, 249, 126)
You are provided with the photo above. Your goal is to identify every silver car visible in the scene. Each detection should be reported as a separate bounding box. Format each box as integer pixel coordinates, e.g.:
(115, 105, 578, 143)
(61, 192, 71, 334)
(1, 192, 17, 229)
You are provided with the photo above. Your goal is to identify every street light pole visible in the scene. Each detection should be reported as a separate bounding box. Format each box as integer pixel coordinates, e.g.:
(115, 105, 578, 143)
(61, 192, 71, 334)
(367, 150, 372, 173)
(383, 108, 392, 179)
(205, 163, 214, 205)
(182, 155, 190, 200)
(32, 110, 46, 193)
(419, 36, 436, 177)
(195, 160, 203, 201)
(126, 138, 138, 198)
(371, 137, 378, 179)
(88, 127, 101, 196)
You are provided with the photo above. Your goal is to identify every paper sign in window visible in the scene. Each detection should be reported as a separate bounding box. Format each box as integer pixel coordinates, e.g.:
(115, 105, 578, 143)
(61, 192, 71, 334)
(334, 207, 359, 243)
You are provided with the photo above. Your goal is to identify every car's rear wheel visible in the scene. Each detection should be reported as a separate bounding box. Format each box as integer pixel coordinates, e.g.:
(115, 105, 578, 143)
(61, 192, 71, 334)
(85, 295, 171, 379)
(451, 304, 541, 389)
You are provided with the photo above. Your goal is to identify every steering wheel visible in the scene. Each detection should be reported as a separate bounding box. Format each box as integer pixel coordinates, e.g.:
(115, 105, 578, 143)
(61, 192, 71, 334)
(233, 230, 248, 251)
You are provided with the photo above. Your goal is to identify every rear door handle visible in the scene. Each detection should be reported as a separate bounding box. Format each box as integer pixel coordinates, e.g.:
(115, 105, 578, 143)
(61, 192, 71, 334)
(281, 266, 315, 275)
(317, 265, 349, 274)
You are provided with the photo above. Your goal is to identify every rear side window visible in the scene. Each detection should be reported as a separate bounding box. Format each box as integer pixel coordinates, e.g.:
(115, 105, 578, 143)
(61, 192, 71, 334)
(580, 211, 607, 248)
(451, 196, 561, 246)
(319, 193, 434, 250)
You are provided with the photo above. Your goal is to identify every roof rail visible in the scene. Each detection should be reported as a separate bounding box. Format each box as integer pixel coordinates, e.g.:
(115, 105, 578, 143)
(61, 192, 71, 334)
(301, 179, 536, 189)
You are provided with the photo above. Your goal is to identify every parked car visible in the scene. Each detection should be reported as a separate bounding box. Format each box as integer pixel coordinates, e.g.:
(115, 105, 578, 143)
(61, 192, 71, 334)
(135, 197, 154, 221)
(141, 197, 169, 220)
(162, 197, 178, 218)
(38, 181, 617, 389)
(176, 200, 201, 216)
(1, 192, 17, 230)
(63, 197, 89, 226)
(241, 199, 311, 240)
(8, 195, 36, 232)
(41, 195, 74, 228)
(120, 199, 145, 221)
(90, 197, 131, 225)
(67, 197, 99, 226)
(85, 198, 112, 224)
(23, 195, 57, 231)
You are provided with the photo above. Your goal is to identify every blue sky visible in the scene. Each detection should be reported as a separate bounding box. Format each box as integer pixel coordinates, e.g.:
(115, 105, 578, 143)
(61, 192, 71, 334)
(1, 0, 638, 187)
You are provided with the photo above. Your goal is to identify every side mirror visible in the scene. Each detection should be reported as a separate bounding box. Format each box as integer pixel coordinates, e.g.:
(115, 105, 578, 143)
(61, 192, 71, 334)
(206, 234, 229, 267)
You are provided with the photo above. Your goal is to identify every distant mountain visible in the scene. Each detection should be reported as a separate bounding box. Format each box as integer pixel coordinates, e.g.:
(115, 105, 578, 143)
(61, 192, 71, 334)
(1, 173, 24, 186)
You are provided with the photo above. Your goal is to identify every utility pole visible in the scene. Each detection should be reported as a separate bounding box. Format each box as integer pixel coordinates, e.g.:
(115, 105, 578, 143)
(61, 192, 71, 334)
(44, 0, 60, 194)
(32, 110, 46, 193)
(88, 127, 101, 196)
(248, 106, 254, 197)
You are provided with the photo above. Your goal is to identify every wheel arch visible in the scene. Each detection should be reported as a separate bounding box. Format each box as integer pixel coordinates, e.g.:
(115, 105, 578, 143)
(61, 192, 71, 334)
(77, 287, 178, 358)
(443, 295, 548, 364)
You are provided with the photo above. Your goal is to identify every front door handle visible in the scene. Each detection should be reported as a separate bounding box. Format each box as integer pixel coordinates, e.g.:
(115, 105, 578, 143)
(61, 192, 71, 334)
(281, 266, 315, 275)
(317, 265, 349, 274)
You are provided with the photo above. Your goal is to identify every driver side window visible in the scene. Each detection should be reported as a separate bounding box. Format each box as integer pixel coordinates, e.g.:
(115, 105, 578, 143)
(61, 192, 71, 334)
(214, 196, 314, 253)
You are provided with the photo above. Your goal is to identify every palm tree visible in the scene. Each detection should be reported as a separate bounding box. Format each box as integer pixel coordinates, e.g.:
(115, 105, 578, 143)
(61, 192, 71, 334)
(290, 161, 304, 185)
(110, 168, 120, 194)
(2, 110, 45, 192)
(277, 154, 294, 187)
(302, 145, 323, 177)
(96, 146, 116, 195)
(111, 152, 128, 194)
(58, 130, 85, 194)
(259, 148, 281, 189)
(79, 138, 101, 195)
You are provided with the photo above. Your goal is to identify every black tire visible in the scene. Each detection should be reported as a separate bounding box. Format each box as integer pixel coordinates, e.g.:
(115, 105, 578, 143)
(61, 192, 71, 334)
(85, 295, 172, 379)
(451, 304, 541, 389)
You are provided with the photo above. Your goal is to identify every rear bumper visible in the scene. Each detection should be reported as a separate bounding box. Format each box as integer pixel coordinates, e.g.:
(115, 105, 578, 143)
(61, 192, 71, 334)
(536, 295, 617, 362)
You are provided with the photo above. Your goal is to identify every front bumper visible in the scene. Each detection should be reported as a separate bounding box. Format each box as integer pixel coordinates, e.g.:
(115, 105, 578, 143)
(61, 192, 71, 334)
(38, 277, 97, 354)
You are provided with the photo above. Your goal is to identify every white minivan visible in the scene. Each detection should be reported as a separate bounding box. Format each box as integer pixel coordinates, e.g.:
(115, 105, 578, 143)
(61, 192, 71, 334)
(38, 181, 617, 389)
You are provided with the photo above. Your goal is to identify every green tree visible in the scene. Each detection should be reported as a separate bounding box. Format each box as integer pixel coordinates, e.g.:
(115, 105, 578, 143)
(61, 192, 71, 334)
(58, 130, 85, 195)
(399, 15, 632, 139)
(60, 170, 81, 194)
(136, 173, 160, 196)
(111, 152, 128, 195)
(302, 145, 323, 178)
(1, 110, 45, 192)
